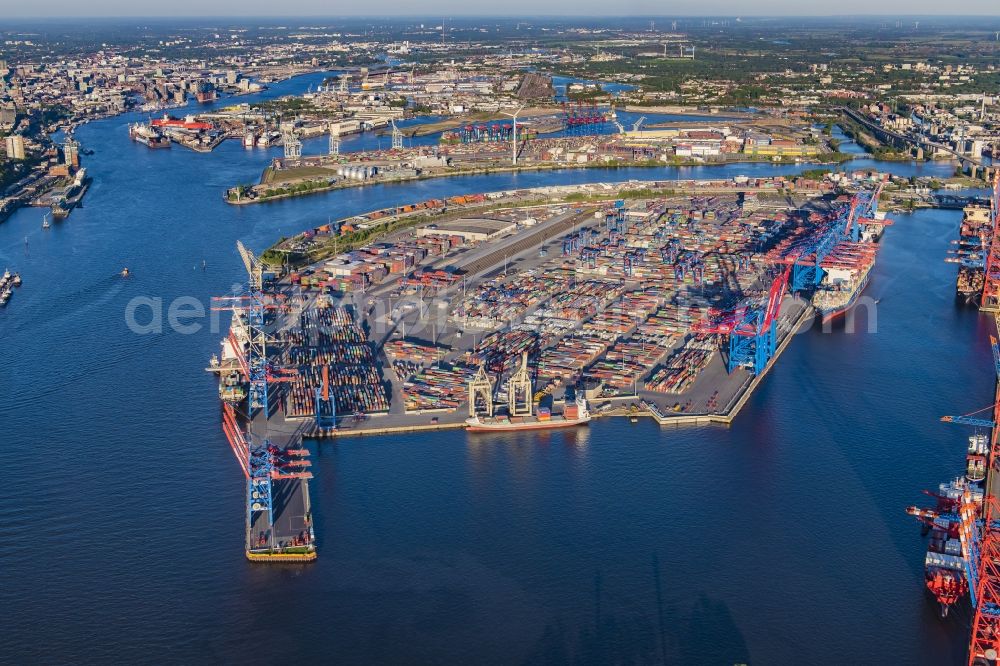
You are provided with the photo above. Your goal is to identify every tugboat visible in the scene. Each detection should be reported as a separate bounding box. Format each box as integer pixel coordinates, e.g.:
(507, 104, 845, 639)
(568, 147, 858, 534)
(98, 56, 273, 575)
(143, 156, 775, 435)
(120, 267, 130, 278)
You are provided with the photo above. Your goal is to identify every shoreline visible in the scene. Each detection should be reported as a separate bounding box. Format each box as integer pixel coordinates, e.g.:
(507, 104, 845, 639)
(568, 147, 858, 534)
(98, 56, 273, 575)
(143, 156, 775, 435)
(225, 155, 852, 206)
(306, 301, 815, 440)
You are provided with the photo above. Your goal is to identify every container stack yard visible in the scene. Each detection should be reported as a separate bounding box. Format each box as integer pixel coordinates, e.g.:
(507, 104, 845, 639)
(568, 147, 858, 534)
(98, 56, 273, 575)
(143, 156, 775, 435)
(280, 300, 390, 419)
(222, 176, 892, 441)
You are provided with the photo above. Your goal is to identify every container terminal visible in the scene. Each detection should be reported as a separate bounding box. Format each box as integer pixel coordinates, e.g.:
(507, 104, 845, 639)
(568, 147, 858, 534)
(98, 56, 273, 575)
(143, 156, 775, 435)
(943, 171, 1000, 309)
(907, 172, 1000, 663)
(210, 242, 316, 562)
(212, 175, 890, 450)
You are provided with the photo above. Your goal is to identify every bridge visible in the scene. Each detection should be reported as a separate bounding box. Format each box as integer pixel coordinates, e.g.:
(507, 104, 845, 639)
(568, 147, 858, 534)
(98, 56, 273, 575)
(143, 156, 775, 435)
(839, 107, 994, 179)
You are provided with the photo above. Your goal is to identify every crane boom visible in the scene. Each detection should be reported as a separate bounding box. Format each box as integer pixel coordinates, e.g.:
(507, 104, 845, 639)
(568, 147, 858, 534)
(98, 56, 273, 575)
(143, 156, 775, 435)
(236, 240, 262, 290)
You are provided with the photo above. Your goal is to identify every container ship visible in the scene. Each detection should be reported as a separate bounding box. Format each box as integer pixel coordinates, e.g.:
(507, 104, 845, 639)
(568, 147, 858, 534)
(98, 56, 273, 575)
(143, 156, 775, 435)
(210, 309, 249, 403)
(809, 193, 889, 323)
(967, 433, 989, 483)
(128, 122, 170, 148)
(812, 256, 876, 323)
(947, 204, 993, 305)
(906, 476, 984, 617)
(465, 353, 591, 432)
(466, 396, 591, 432)
(906, 431, 990, 618)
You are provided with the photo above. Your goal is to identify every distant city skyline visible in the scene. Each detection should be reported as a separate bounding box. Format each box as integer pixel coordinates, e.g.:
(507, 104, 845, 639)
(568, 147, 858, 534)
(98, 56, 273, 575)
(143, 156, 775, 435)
(5, 4, 1000, 18)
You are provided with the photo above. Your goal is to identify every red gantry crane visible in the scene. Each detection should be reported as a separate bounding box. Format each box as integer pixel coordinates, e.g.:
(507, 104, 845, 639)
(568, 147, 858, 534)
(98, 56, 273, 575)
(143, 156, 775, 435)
(979, 170, 1000, 313)
(691, 264, 791, 374)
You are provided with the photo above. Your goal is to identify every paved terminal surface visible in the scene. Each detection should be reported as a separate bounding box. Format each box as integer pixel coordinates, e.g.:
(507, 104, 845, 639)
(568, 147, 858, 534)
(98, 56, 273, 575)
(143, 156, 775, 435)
(248, 407, 314, 552)
(259, 190, 828, 439)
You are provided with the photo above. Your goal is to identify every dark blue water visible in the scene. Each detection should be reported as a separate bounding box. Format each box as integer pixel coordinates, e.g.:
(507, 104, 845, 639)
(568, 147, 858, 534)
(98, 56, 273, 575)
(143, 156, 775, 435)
(0, 72, 989, 664)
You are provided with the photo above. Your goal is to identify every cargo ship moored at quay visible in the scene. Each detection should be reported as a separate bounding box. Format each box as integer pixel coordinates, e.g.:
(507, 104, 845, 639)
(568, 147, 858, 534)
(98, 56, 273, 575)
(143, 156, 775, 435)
(466, 397, 591, 432)
(464, 354, 592, 433)
(812, 260, 875, 323)
(947, 203, 993, 305)
(807, 190, 888, 323)
(906, 473, 983, 617)
(128, 122, 170, 148)
(906, 426, 991, 618)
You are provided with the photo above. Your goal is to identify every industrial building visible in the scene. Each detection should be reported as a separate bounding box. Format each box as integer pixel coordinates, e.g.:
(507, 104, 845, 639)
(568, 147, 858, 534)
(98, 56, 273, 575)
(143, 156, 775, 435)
(4, 134, 26, 160)
(417, 216, 517, 242)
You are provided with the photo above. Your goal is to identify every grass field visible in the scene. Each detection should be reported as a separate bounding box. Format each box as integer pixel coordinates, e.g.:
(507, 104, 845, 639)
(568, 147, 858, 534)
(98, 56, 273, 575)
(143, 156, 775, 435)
(263, 165, 338, 185)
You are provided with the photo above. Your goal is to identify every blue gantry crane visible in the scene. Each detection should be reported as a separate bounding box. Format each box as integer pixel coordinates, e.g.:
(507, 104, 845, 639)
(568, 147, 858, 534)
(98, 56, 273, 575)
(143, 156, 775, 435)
(315, 365, 337, 432)
(786, 184, 886, 292)
(691, 264, 791, 374)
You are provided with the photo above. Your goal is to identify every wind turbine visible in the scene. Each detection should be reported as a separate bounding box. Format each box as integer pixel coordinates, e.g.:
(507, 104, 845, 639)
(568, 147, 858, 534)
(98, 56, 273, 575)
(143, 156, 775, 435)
(501, 105, 525, 166)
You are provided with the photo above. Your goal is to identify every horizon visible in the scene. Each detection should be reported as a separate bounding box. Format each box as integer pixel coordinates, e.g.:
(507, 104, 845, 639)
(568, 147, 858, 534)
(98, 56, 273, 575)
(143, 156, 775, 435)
(4, 10, 1000, 19)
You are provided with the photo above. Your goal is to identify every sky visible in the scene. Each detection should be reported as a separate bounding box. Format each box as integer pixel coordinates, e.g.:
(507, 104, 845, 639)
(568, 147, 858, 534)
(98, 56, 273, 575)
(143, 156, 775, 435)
(3, 3, 1000, 18)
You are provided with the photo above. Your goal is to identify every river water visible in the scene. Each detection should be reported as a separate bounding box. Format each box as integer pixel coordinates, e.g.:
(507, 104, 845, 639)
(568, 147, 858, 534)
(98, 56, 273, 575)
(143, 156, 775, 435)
(0, 72, 992, 664)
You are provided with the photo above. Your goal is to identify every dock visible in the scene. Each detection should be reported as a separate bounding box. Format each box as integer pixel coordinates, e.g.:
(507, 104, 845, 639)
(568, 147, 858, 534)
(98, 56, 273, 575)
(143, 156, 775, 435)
(246, 407, 316, 562)
(300, 298, 813, 438)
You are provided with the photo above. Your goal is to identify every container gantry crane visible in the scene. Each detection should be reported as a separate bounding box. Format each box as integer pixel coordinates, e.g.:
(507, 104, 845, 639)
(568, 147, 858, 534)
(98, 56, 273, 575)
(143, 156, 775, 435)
(315, 364, 336, 432)
(691, 264, 791, 374)
(941, 336, 1000, 429)
(979, 171, 1000, 312)
(211, 241, 295, 419)
(778, 185, 890, 292)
